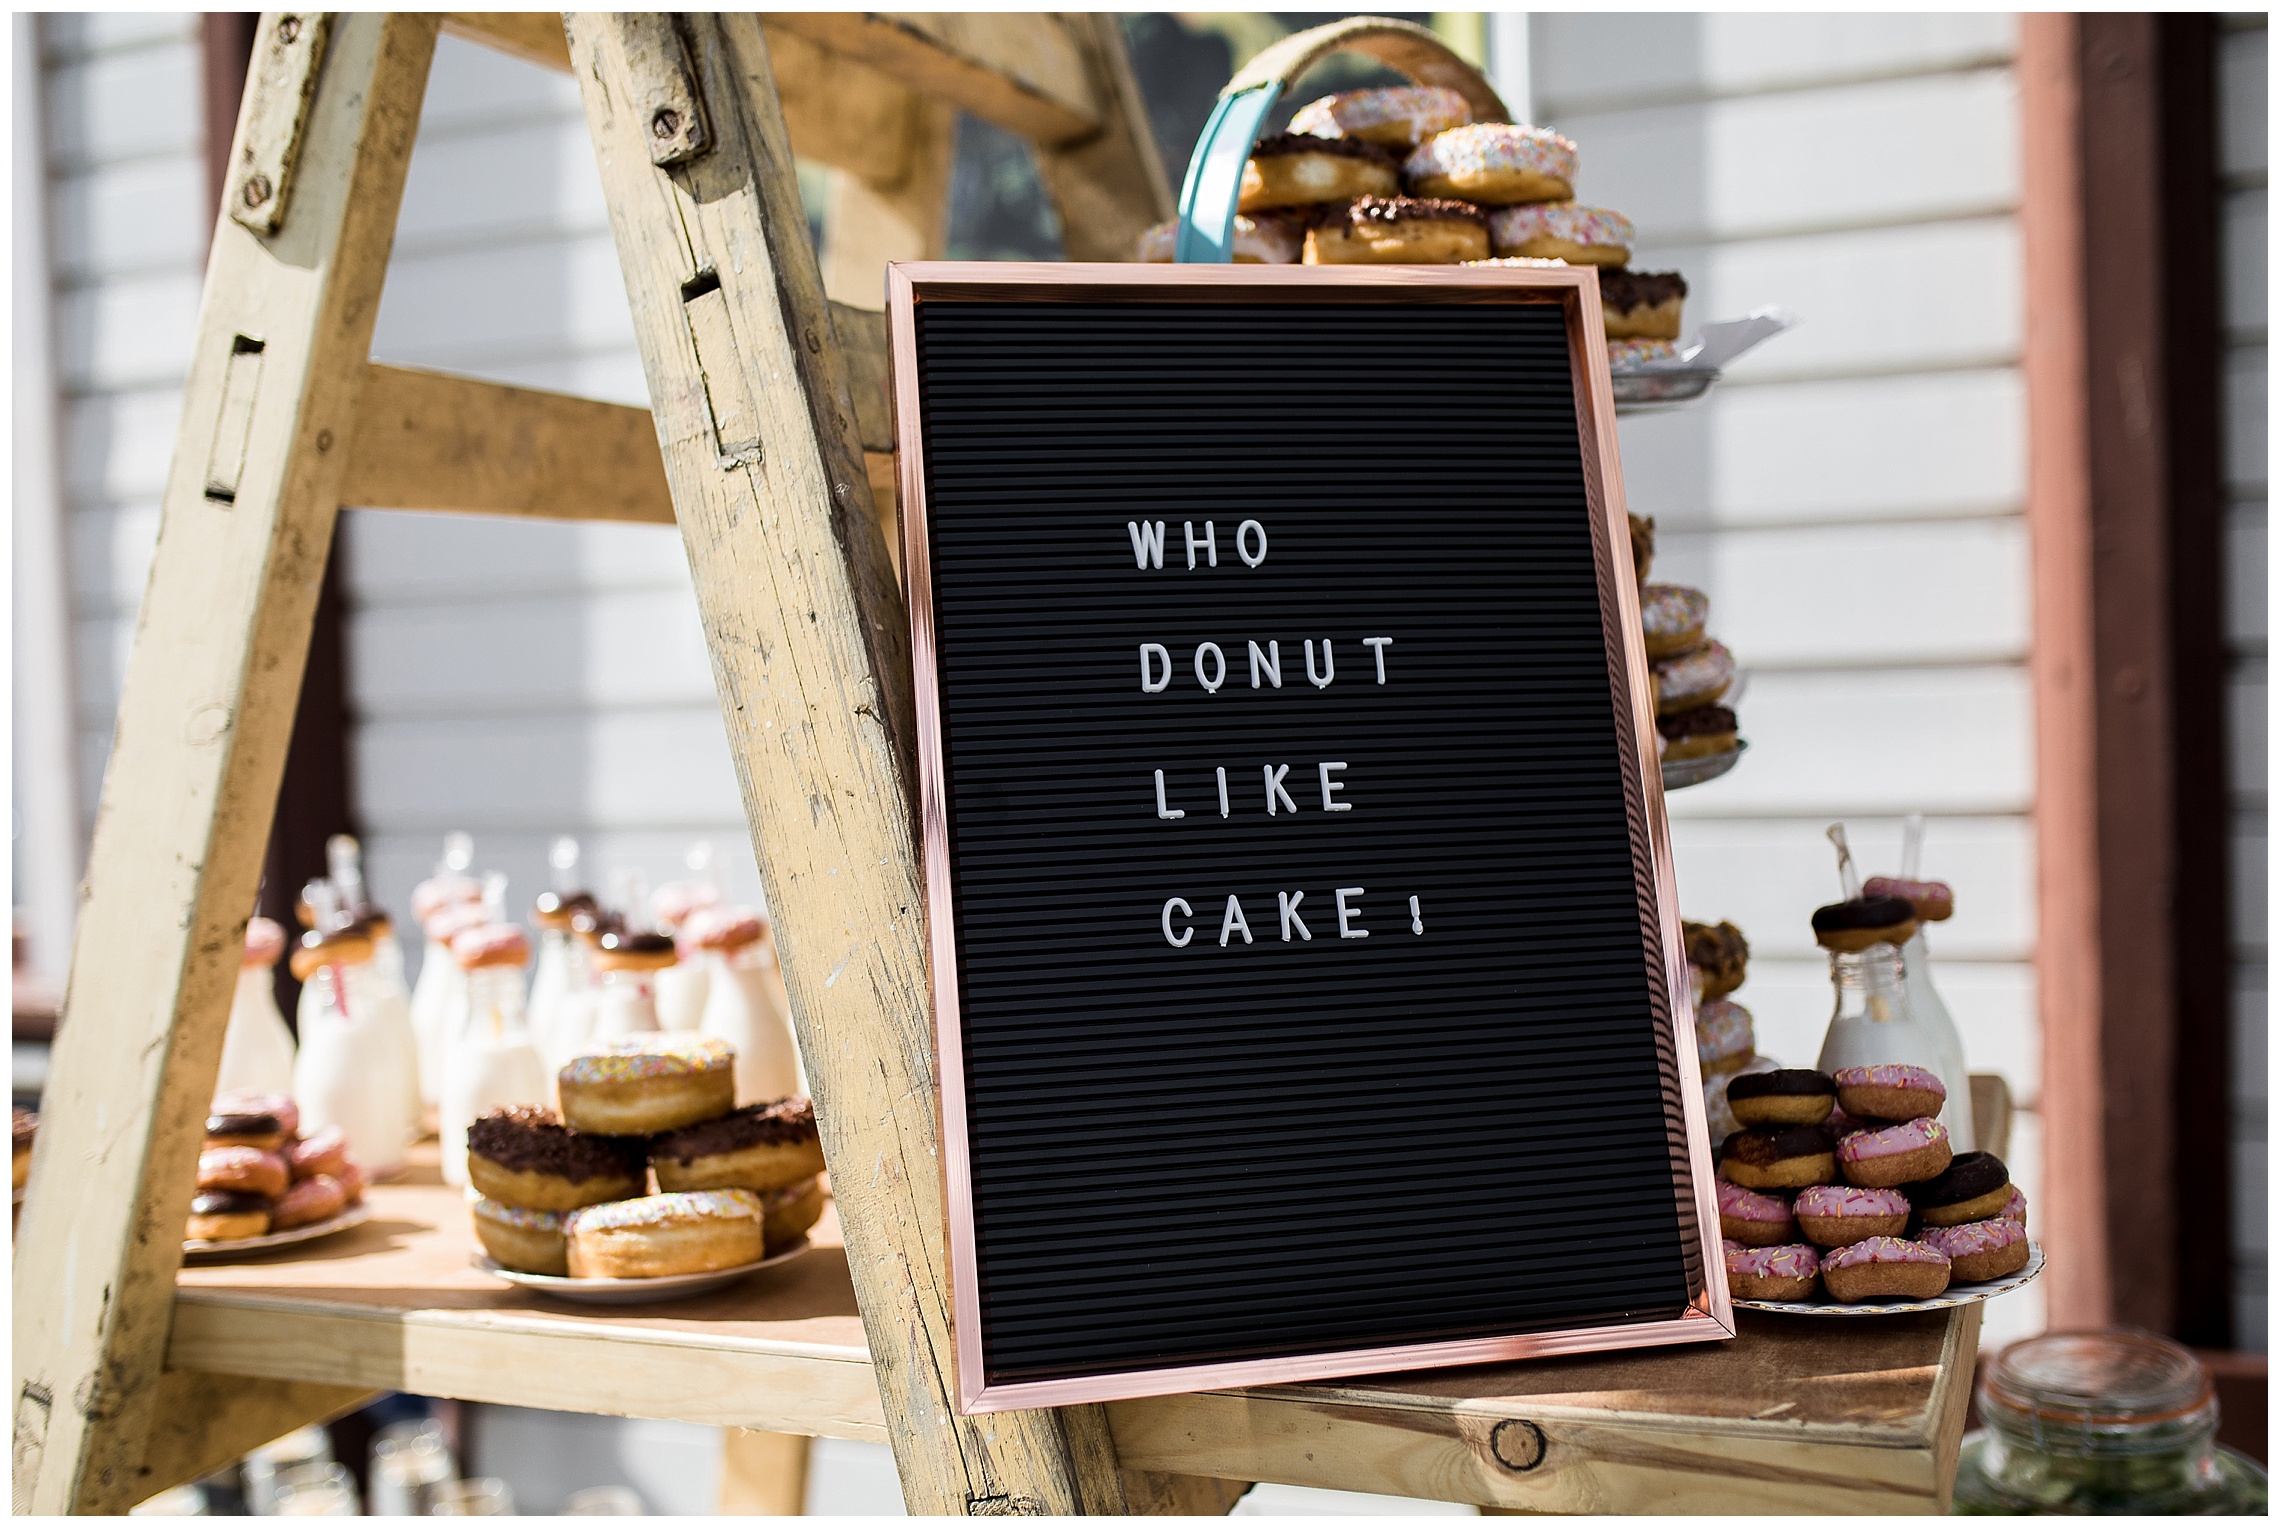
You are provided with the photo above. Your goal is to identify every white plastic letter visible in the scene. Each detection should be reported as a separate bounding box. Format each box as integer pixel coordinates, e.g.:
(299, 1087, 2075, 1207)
(1162, 897, 1193, 947)
(1216, 766, 1230, 818)
(1154, 769, 1185, 820)
(1279, 890, 1312, 942)
(1218, 895, 1254, 947)
(1128, 520, 1166, 570)
(1306, 639, 1335, 689)
(1363, 636, 1392, 683)
(1263, 764, 1297, 816)
(1194, 642, 1226, 693)
(1183, 520, 1218, 569)
(1183, 521, 1198, 570)
(1318, 761, 1351, 812)
(1139, 643, 1171, 693)
(1336, 886, 1369, 939)
(1248, 640, 1282, 689)
(1237, 519, 1268, 567)
(1410, 895, 1424, 935)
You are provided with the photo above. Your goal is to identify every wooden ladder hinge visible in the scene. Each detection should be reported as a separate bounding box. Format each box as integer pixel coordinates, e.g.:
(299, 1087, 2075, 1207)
(227, 12, 333, 236)
(619, 13, 712, 168)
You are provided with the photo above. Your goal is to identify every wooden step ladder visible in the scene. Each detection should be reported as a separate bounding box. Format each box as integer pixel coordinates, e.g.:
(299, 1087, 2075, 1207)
(14, 14, 1991, 1516)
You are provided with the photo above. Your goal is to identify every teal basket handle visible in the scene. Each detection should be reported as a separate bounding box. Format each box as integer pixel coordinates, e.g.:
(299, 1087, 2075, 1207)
(1173, 16, 1511, 263)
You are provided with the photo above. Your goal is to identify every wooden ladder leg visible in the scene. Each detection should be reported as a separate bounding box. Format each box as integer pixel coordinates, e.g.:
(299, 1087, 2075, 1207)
(9, 14, 440, 1513)
(566, 13, 1138, 1515)
(1031, 14, 1174, 262)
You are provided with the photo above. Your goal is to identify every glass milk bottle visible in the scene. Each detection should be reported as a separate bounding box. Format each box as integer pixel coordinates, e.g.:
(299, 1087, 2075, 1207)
(408, 834, 482, 1112)
(692, 907, 803, 1103)
(215, 916, 297, 1097)
(1864, 819, 1974, 1149)
(650, 872, 722, 1033)
(587, 931, 675, 1043)
(438, 925, 549, 1188)
(330, 835, 423, 1150)
(291, 923, 411, 1179)
(1814, 944, 1953, 1124)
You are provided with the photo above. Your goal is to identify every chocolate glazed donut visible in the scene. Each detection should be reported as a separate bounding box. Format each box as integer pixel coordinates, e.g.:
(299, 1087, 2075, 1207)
(1725, 1069, 1836, 1128)
(1720, 1125, 1837, 1191)
(1904, 1151, 2013, 1227)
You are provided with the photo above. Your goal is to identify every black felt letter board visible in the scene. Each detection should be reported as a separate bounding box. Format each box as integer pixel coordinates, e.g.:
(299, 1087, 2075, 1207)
(912, 293, 1697, 1396)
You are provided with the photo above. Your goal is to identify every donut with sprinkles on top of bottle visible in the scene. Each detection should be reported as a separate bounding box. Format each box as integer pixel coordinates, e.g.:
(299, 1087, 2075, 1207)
(558, 1034, 737, 1136)
(1723, 1239, 1820, 1301)
(1838, 1116, 1952, 1189)
(1488, 201, 1632, 265)
(564, 1189, 766, 1279)
(1403, 123, 1577, 205)
(1819, 1235, 1951, 1303)
(1288, 85, 1472, 152)
(1239, 132, 1400, 211)
(1303, 195, 1489, 264)
(1862, 875, 1955, 923)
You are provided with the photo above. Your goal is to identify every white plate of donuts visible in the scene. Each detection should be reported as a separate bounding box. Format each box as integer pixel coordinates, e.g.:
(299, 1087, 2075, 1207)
(183, 1202, 372, 1260)
(1730, 1239, 2043, 1317)
(474, 1235, 813, 1305)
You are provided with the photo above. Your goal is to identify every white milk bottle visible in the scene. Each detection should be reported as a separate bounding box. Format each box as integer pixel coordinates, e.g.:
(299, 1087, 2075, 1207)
(1814, 944, 1953, 1113)
(690, 907, 803, 1103)
(650, 842, 722, 1031)
(290, 911, 410, 1180)
(408, 832, 482, 1113)
(329, 835, 423, 1153)
(588, 931, 674, 1043)
(215, 916, 297, 1098)
(527, 837, 593, 1059)
(439, 924, 549, 1188)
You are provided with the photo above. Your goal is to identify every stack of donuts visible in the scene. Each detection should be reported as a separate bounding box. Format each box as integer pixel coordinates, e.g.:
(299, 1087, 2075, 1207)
(1132, 85, 1690, 366)
(1686, 918, 1772, 1140)
(1716, 1064, 2030, 1304)
(465, 1032, 827, 1279)
(1633, 521, 1742, 769)
(187, 1090, 368, 1243)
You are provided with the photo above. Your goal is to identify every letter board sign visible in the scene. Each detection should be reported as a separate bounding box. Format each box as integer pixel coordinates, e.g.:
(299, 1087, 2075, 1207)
(888, 263, 1730, 1412)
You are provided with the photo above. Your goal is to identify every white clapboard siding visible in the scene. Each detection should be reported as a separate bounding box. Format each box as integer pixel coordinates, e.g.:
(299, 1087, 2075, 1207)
(1533, 13, 2014, 110)
(66, 503, 162, 615)
(342, 511, 695, 602)
(51, 270, 202, 392)
(40, 23, 201, 170)
(48, 156, 207, 282)
(60, 386, 183, 506)
(2218, 15, 2267, 1349)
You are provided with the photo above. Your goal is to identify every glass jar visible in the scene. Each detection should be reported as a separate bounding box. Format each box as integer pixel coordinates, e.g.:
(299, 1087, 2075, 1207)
(1953, 1329, 2268, 1514)
(1898, 927, 1975, 1150)
(1815, 944, 1950, 1093)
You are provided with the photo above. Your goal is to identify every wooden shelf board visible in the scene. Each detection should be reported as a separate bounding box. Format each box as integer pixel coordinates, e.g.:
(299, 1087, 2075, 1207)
(168, 1157, 1979, 1510)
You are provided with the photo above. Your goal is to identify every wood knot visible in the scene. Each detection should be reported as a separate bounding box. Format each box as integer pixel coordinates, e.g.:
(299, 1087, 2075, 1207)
(1489, 1418, 1546, 1472)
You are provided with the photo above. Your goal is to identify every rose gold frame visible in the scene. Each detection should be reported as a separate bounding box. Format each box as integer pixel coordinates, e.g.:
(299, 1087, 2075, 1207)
(886, 261, 1731, 1415)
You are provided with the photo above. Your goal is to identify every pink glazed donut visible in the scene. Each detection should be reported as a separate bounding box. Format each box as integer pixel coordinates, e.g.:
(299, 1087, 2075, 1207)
(1793, 1184, 1911, 1247)
(1723, 1239, 1820, 1301)
(1716, 1178, 1795, 1248)
(1921, 1216, 2031, 1282)
(1838, 1117, 1952, 1189)
(1820, 1236, 1950, 1303)
(1833, 1063, 1946, 1123)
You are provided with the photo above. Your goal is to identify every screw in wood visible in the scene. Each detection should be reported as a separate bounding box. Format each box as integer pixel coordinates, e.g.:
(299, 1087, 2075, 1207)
(241, 174, 273, 208)
(278, 15, 300, 42)
(651, 108, 682, 141)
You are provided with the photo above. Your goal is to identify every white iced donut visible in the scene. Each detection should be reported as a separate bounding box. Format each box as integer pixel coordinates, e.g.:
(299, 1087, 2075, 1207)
(558, 1034, 736, 1135)
(1287, 85, 1472, 152)
(1403, 123, 1577, 205)
(563, 1189, 765, 1278)
(1488, 201, 1633, 265)
(1652, 640, 1735, 715)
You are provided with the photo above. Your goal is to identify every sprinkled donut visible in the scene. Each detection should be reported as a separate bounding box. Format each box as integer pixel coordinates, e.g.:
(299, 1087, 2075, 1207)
(1694, 996, 1755, 1075)
(1639, 583, 1708, 658)
(1133, 213, 1303, 265)
(1488, 201, 1633, 265)
(1288, 85, 1472, 152)
(1793, 1184, 1912, 1247)
(564, 1189, 766, 1279)
(1608, 337, 1679, 369)
(1920, 1215, 2030, 1282)
(1863, 875, 1955, 923)
(1652, 640, 1734, 716)
(1716, 1178, 1795, 1248)
(1723, 1239, 1820, 1301)
(558, 1034, 737, 1136)
(1239, 132, 1399, 211)
(1999, 1185, 2029, 1226)
(1838, 1116, 1952, 1189)
(472, 1195, 571, 1276)
(1833, 1063, 1946, 1123)
(1304, 195, 1488, 265)
(1403, 123, 1577, 205)
(1819, 1235, 1950, 1303)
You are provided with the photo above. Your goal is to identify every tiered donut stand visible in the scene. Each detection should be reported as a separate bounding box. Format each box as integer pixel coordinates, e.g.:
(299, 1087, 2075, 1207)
(16, 15, 1985, 1515)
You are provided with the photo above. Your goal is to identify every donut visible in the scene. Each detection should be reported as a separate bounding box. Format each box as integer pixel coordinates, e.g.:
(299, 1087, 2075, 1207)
(1694, 996, 1755, 1076)
(1639, 584, 1707, 658)
(1403, 123, 1576, 205)
(1599, 269, 1687, 340)
(1920, 1216, 2030, 1283)
(1684, 920, 1750, 1000)
(1304, 195, 1489, 264)
(1723, 1239, 1820, 1301)
(651, 1098, 826, 1194)
(13, 1109, 34, 1191)
(1133, 213, 1303, 265)
(466, 1106, 646, 1211)
(287, 1125, 351, 1182)
(204, 1110, 288, 1153)
(452, 922, 531, 972)
(198, 1145, 289, 1199)
(1288, 85, 1472, 152)
(1999, 1185, 2029, 1226)
(1726, 1069, 1836, 1128)
(187, 1190, 271, 1242)
(1608, 337, 1679, 368)
(649, 879, 725, 935)
(558, 1034, 736, 1136)
(1862, 875, 1955, 923)
(1721, 1125, 1836, 1191)
(1819, 1236, 1951, 1303)
(1838, 1117, 1951, 1189)
(271, 1173, 347, 1230)
(563, 1189, 766, 1279)
(423, 899, 489, 944)
(680, 905, 770, 956)
(244, 916, 287, 969)
(1905, 1151, 2012, 1227)
(1833, 1063, 1946, 1123)
(1716, 1178, 1795, 1247)
(1703, 1055, 1773, 1141)
(1659, 705, 1740, 764)
(1488, 201, 1632, 265)
(1793, 1184, 1912, 1247)
(592, 929, 677, 975)
(472, 1196, 570, 1276)
(334, 1160, 365, 1206)
(1629, 513, 1655, 584)
(1811, 896, 1918, 953)
(1239, 132, 1399, 211)
(532, 890, 598, 931)
(1652, 640, 1734, 715)
(762, 1176, 827, 1249)
(289, 924, 375, 982)
(410, 874, 482, 925)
